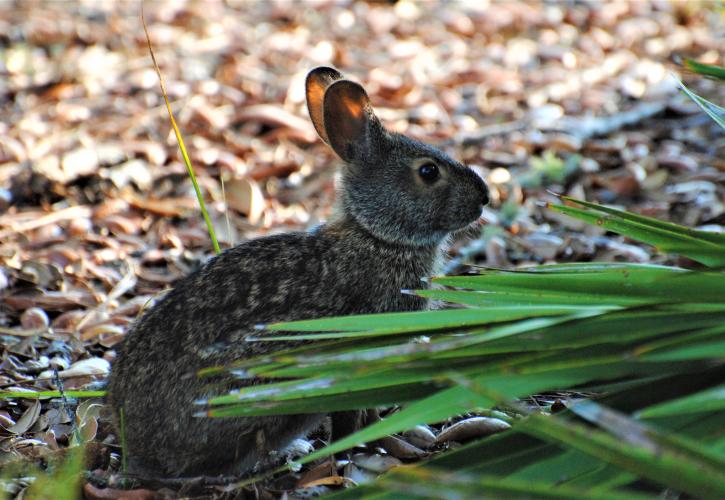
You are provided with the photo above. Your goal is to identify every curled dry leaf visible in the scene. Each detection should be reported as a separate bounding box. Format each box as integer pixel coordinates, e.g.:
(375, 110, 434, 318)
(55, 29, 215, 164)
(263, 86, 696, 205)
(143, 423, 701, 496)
(74, 400, 103, 444)
(351, 452, 403, 473)
(4, 290, 98, 312)
(121, 192, 188, 217)
(379, 435, 427, 459)
(237, 104, 317, 143)
(296, 458, 345, 488)
(8, 400, 42, 435)
(49, 356, 70, 371)
(344, 462, 377, 485)
(224, 176, 266, 225)
(24, 355, 50, 373)
(435, 416, 511, 444)
(18, 261, 63, 289)
(0, 412, 16, 429)
(39, 357, 110, 380)
(20, 307, 50, 330)
(401, 425, 437, 449)
(80, 323, 126, 342)
(106, 261, 138, 302)
(297, 475, 350, 489)
(52, 309, 88, 331)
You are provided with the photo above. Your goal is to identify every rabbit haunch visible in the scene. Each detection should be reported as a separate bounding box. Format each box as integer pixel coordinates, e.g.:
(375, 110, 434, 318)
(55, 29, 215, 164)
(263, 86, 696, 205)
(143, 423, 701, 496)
(107, 67, 489, 478)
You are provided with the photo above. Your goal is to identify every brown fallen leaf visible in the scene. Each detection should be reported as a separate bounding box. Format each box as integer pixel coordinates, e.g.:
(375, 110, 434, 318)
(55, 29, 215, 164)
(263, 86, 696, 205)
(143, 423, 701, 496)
(223, 176, 265, 225)
(80, 323, 126, 342)
(39, 357, 110, 380)
(296, 459, 344, 488)
(297, 475, 351, 489)
(121, 193, 188, 217)
(0, 205, 94, 240)
(351, 453, 402, 473)
(136, 267, 183, 284)
(20, 307, 50, 329)
(379, 435, 427, 459)
(236, 104, 317, 143)
(4, 290, 98, 311)
(401, 425, 437, 449)
(435, 417, 511, 444)
(8, 400, 41, 435)
(52, 309, 88, 331)
(593, 172, 641, 198)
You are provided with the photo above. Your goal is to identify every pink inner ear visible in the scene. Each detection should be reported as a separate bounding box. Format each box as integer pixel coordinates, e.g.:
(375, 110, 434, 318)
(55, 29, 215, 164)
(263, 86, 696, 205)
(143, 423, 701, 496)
(306, 83, 329, 144)
(322, 81, 374, 161)
(341, 98, 365, 121)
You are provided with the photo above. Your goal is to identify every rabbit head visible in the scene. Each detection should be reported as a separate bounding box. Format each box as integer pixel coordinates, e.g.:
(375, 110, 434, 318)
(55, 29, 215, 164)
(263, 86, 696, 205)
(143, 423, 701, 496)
(306, 67, 489, 247)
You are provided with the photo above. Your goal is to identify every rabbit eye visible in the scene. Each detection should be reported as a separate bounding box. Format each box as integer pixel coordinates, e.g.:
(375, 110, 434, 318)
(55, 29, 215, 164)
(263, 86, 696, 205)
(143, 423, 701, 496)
(418, 163, 439, 183)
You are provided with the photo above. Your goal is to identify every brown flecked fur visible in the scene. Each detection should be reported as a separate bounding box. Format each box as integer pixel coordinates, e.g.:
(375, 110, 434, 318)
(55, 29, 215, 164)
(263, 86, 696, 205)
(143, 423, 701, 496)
(106, 67, 489, 478)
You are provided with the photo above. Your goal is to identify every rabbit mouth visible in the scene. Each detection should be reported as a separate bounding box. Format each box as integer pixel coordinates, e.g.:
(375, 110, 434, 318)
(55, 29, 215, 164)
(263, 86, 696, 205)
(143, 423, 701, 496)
(449, 221, 484, 241)
(452, 217, 486, 233)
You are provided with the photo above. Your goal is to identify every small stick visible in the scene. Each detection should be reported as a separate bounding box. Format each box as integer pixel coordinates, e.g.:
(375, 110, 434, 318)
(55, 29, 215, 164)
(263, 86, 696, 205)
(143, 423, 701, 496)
(0, 205, 93, 239)
(53, 367, 83, 444)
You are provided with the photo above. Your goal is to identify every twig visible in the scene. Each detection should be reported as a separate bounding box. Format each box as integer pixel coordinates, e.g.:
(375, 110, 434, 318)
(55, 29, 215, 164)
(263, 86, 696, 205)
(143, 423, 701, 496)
(446, 121, 526, 147)
(0, 205, 93, 239)
(53, 367, 82, 445)
(543, 101, 668, 141)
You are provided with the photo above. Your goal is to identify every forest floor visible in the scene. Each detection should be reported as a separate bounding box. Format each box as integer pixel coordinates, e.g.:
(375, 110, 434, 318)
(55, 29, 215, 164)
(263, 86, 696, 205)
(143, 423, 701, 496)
(0, 1, 723, 498)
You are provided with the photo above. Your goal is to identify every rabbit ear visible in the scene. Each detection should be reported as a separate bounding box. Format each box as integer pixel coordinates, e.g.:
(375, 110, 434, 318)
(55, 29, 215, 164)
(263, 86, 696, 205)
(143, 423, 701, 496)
(323, 80, 380, 163)
(306, 67, 343, 145)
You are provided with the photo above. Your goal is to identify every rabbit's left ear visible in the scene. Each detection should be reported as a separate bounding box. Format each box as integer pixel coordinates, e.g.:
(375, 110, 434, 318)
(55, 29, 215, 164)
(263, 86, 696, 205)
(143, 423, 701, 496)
(322, 79, 382, 163)
(305, 66, 344, 146)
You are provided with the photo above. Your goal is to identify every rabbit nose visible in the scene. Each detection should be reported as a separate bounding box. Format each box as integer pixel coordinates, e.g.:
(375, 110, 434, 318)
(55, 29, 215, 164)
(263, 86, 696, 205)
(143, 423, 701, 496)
(480, 186, 490, 206)
(478, 181, 490, 207)
(466, 167, 489, 206)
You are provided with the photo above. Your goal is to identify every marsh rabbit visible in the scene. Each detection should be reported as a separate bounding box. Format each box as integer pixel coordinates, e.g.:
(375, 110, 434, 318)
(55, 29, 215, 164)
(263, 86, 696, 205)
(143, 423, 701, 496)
(107, 67, 489, 478)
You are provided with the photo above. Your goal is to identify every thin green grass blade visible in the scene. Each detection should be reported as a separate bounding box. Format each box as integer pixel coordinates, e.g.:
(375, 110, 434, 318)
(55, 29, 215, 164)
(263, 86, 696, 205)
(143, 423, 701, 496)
(0, 390, 106, 399)
(642, 339, 725, 361)
(263, 306, 604, 336)
(508, 449, 606, 484)
(564, 464, 637, 493)
(637, 384, 725, 418)
(549, 203, 725, 266)
(415, 289, 647, 307)
(427, 432, 554, 475)
(684, 59, 725, 80)
(677, 78, 725, 130)
(141, 11, 220, 254)
(559, 197, 725, 245)
(434, 267, 725, 302)
(632, 323, 725, 357)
